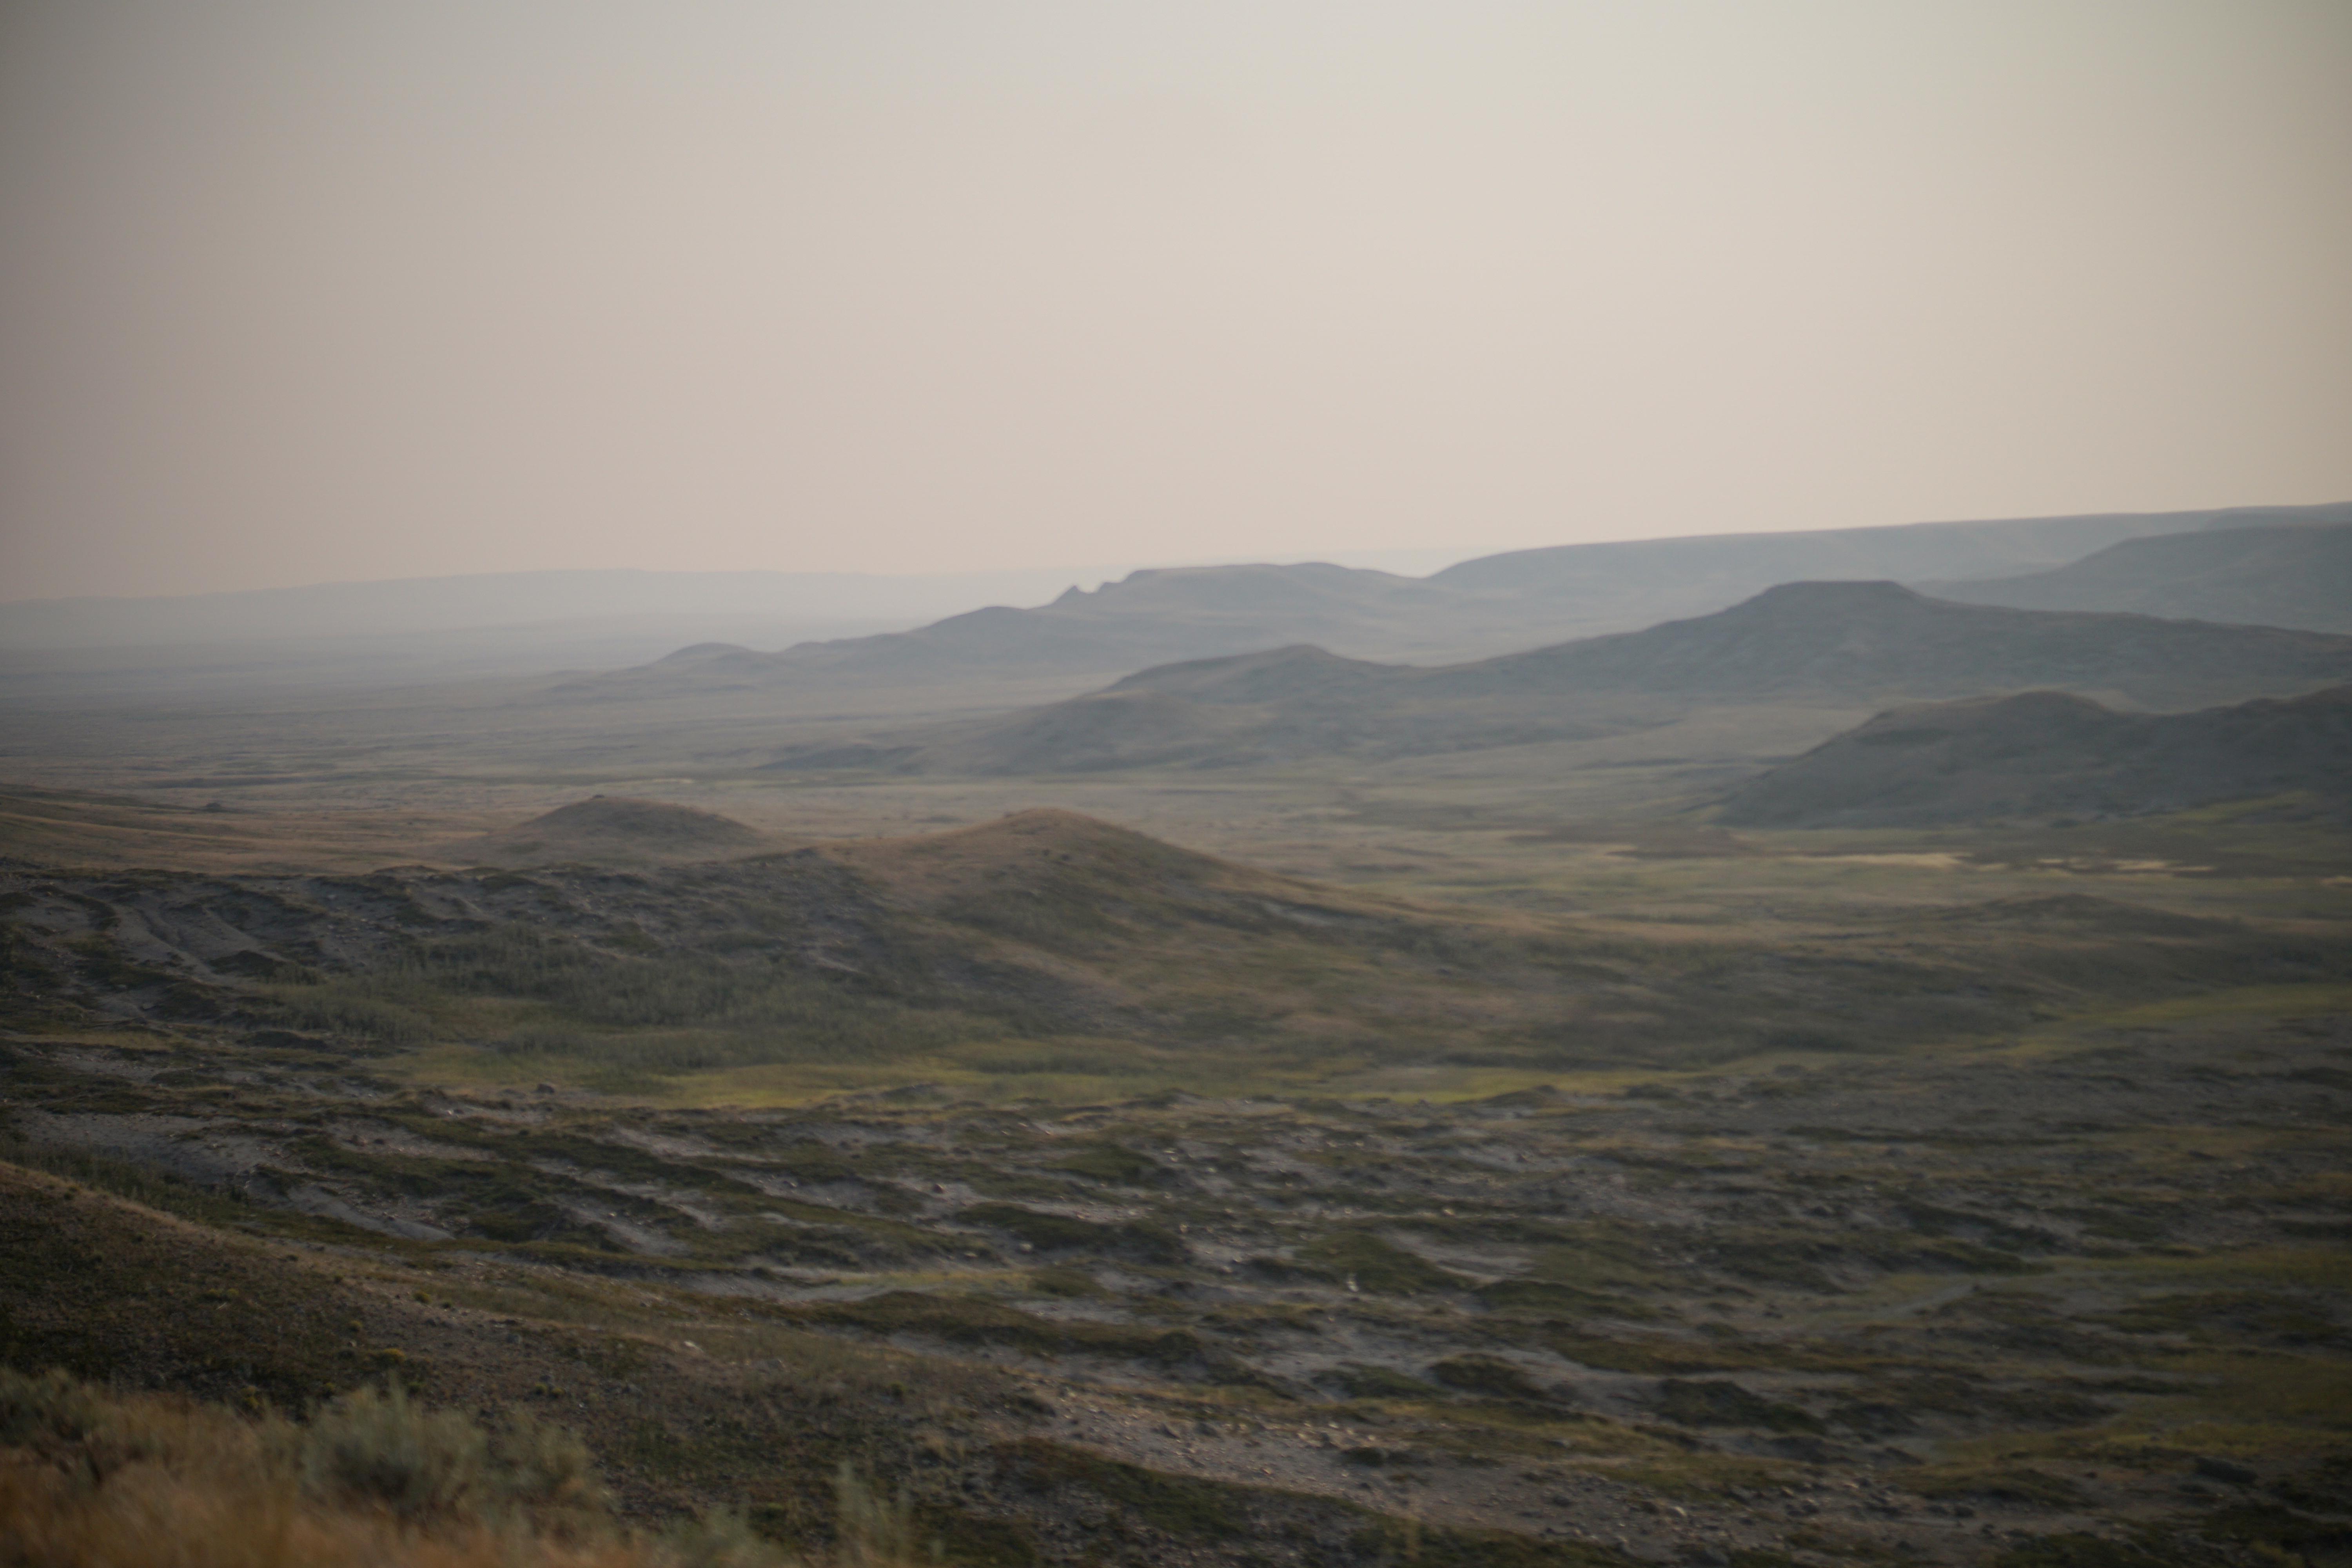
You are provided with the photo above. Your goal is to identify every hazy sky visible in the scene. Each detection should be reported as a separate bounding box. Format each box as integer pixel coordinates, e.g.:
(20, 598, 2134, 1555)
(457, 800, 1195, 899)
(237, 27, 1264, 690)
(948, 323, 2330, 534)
(3, 0, 2348, 599)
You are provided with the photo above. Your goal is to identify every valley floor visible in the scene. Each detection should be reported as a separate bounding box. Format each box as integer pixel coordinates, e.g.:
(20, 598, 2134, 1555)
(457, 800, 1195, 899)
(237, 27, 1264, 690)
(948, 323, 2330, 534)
(4, 995, 2349, 1566)
(3, 671, 2349, 1566)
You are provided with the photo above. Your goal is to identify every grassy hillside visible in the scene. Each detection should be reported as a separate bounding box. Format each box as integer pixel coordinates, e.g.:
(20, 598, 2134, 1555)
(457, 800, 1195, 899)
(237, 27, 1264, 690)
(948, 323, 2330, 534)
(5, 778, 2352, 1565)
(11, 807, 2347, 1108)
(1719, 686, 2352, 829)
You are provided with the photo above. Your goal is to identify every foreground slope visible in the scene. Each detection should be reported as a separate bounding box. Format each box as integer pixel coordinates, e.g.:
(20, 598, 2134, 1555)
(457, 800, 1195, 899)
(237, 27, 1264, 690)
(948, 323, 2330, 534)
(6, 990, 2352, 1565)
(0, 1152, 1051, 1557)
(1926, 522, 2352, 633)
(1717, 686, 2352, 829)
(769, 583, 2352, 776)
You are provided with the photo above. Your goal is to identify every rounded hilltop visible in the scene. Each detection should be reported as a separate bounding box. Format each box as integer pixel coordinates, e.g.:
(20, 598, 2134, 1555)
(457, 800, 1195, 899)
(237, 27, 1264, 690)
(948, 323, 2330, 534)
(817, 806, 1356, 918)
(429, 795, 775, 867)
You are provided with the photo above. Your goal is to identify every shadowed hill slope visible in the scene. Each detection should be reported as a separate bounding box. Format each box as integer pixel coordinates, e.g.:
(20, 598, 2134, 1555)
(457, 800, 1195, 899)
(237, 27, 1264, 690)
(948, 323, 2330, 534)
(1715, 685, 2352, 829)
(1924, 521, 2352, 632)
(430, 796, 778, 867)
(768, 583, 2352, 776)
(1421, 581, 2352, 706)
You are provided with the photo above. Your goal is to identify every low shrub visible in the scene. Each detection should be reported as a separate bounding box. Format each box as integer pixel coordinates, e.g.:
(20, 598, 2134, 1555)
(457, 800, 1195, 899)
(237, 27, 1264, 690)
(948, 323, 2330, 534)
(295, 1380, 605, 1525)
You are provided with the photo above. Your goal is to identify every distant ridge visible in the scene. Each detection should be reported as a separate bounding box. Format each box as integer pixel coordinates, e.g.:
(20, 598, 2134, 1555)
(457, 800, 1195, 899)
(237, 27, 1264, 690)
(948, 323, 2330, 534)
(1094, 582, 2352, 711)
(565, 505, 2352, 701)
(554, 562, 1529, 697)
(1924, 521, 2352, 633)
(766, 582, 2352, 776)
(16, 502, 2342, 701)
(1717, 686, 2352, 828)
(1411, 581, 2352, 706)
(1433, 501, 2352, 599)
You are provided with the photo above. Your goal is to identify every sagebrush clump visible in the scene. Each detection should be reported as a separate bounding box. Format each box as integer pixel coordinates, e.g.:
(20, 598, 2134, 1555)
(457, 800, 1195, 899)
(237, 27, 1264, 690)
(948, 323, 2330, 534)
(291, 1380, 606, 1526)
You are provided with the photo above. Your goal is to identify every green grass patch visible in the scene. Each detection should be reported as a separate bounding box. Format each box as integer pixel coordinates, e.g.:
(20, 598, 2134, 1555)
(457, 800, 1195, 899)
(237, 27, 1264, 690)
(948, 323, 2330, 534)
(1603, 1451, 1805, 1500)
(1317, 1363, 1441, 1401)
(1651, 1379, 1824, 1433)
(1050, 1143, 1162, 1185)
(1023, 1266, 1104, 1298)
(1475, 1278, 1656, 1319)
(993, 1439, 1245, 1539)
(790, 1290, 1206, 1367)
(1541, 1328, 1756, 1377)
(1295, 1229, 1465, 1294)
(1348, 1516, 1632, 1566)
(958, 1202, 1186, 1264)
(1990, 1536, 2194, 1568)
(1898, 1464, 2086, 1507)
(1427, 1355, 1552, 1402)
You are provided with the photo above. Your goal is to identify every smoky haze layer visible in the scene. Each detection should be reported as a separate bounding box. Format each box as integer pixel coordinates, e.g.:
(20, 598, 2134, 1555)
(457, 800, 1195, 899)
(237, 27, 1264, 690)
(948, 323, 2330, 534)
(0, 568, 1129, 649)
(16, 503, 2326, 703)
(0, 563, 1227, 699)
(4, 2, 2349, 598)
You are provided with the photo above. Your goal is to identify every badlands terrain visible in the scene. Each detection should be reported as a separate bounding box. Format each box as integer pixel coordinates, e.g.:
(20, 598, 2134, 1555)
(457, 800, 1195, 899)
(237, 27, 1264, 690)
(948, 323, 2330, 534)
(3, 506, 2350, 1566)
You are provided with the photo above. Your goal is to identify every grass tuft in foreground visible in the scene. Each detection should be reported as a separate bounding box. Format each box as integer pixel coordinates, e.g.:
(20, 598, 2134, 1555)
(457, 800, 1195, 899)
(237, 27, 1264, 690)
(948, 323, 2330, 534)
(0, 1367, 934, 1568)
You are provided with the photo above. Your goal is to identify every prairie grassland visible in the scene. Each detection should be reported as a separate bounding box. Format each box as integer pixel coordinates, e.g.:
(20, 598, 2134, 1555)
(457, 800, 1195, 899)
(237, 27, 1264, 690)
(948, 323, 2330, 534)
(4, 693, 2350, 1564)
(3, 977, 2348, 1564)
(12, 789, 2346, 1115)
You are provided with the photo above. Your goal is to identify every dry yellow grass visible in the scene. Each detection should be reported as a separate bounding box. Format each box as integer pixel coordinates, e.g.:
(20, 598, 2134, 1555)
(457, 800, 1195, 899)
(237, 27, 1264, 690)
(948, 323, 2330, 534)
(0, 1400, 619, 1568)
(2, 1465, 639, 1568)
(0, 1373, 927, 1568)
